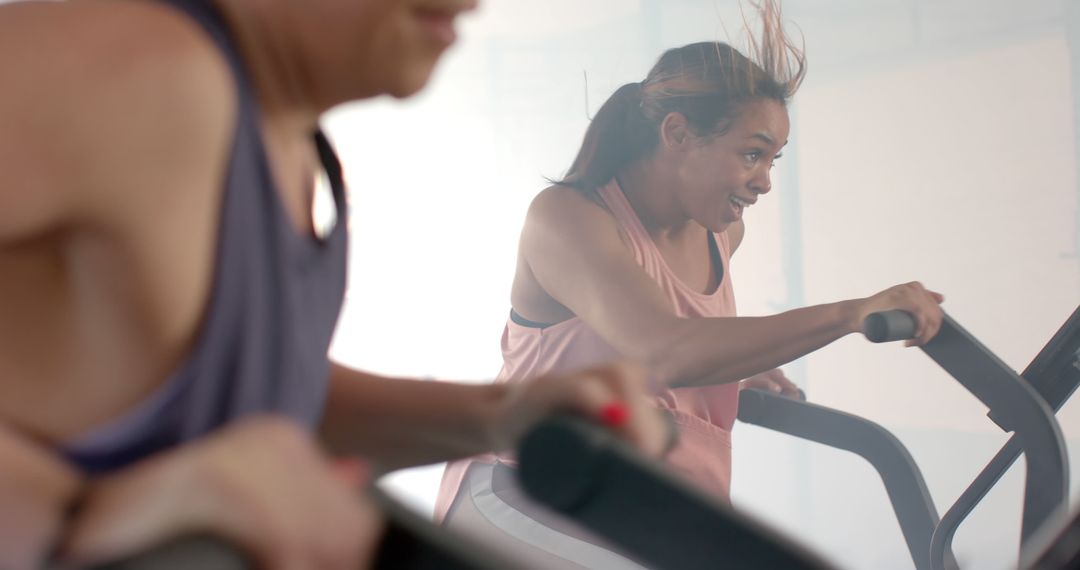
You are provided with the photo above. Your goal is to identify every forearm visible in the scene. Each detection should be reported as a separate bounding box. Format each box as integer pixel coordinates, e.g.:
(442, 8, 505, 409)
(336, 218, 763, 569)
(652, 300, 860, 388)
(318, 364, 509, 471)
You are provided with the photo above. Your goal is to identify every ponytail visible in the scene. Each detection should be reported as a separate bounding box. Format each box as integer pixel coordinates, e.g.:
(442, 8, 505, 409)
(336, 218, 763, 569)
(556, 82, 660, 192)
(556, 2, 805, 195)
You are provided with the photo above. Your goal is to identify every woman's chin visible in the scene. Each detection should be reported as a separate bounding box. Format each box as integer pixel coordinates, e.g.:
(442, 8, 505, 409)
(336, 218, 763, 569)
(700, 218, 732, 233)
(384, 59, 441, 99)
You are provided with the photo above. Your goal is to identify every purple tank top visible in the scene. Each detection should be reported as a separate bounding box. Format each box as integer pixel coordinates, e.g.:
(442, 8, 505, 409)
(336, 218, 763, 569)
(63, 0, 348, 473)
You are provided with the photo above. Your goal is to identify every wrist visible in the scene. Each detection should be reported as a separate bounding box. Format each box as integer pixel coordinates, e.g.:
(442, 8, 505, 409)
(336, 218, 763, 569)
(478, 382, 514, 453)
(0, 425, 83, 507)
(836, 299, 867, 336)
(58, 452, 201, 565)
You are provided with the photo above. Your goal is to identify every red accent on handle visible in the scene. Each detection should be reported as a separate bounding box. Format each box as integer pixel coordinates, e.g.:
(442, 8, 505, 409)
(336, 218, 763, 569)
(600, 403, 630, 427)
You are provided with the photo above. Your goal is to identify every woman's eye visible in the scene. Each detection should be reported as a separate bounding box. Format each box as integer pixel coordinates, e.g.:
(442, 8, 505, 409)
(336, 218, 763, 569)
(744, 151, 761, 163)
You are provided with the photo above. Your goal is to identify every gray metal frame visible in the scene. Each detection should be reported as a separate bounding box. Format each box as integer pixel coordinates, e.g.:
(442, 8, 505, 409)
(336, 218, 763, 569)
(862, 309, 1079, 570)
(737, 389, 957, 570)
(919, 315, 1070, 570)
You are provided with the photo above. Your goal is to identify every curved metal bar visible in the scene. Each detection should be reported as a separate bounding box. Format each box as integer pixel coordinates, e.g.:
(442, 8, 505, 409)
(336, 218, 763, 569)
(737, 389, 956, 570)
(921, 314, 1070, 570)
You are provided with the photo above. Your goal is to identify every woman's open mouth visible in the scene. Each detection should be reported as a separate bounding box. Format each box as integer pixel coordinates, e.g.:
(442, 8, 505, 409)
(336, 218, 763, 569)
(413, 2, 476, 47)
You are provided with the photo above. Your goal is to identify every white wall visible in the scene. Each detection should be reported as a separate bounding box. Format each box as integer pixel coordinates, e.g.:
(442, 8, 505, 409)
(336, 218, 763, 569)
(733, 33, 1080, 570)
(325, 2, 1080, 568)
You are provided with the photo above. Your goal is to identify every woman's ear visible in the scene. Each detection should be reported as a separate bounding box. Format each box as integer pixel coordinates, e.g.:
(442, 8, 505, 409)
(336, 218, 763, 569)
(659, 112, 690, 150)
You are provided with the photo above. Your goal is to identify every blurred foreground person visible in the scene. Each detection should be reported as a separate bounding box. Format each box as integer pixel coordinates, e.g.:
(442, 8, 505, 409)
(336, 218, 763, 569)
(0, 0, 669, 567)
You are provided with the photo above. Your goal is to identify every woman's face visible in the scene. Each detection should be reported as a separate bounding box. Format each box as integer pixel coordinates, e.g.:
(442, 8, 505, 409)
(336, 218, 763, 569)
(308, 0, 478, 99)
(669, 99, 790, 232)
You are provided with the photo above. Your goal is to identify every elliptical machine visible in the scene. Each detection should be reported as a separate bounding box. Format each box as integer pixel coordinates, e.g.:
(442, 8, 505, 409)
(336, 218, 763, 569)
(74, 306, 1080, 570)
(516, 307, 1080, 570)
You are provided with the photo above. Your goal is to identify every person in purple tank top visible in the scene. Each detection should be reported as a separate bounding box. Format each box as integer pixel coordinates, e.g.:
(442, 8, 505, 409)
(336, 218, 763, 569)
(0, 0, 671, 568)
(436, 2, 946, 567)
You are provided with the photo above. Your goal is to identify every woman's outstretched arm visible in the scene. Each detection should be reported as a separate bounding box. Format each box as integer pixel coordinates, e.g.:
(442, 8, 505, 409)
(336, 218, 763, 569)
(318, 360, 670, 471)
(519, 186, 943, 389)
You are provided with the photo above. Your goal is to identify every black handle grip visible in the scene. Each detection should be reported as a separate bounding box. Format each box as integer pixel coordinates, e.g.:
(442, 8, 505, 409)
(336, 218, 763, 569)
(864, 310, 917, 343)
(516, 415, 619, 511)
(75, 487, 515, 570)
(515, 411, 681, 509)
(517, 415, 833, 569)
(87, 535, 246, 570)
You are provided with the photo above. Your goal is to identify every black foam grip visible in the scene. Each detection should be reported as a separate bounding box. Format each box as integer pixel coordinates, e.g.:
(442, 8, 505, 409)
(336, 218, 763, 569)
(517, 415, 832, 570)
(88, 535, 247, 570)
(864, 310, 917, 343)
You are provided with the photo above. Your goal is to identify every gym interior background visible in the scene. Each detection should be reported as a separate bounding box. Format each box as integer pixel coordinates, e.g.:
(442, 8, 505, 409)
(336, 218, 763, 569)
(321, 0, 1080, 568)
(11, 0, 1073, 567)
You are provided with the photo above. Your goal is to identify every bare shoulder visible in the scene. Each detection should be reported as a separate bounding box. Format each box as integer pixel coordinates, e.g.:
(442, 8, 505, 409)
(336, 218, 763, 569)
(0, 1, 235, 234)
(0, 1, 235, 149)
(528, 184, 605, 216)
(525, 184, 622, 245)
(521, 184, 641, 267)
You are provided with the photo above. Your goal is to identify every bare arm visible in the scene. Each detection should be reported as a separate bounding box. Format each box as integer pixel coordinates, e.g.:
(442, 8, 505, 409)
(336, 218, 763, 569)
(318, 364, 508, 470)
(319, 361, 671, 472)
(521, 186, 943, 389)
(0, 1, 232, 244)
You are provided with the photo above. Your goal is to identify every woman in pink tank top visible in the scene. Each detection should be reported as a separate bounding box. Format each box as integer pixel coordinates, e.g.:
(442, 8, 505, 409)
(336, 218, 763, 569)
(437, 3, 944, 567)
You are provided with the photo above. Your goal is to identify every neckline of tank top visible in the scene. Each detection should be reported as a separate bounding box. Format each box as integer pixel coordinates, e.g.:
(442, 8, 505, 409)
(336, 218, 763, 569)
(506, 190, 727, 332)
(604, 178, 727, 301)
(159, 0, 347, 258)
(259, 130, 348, 260)
(58, 135, 347, 455)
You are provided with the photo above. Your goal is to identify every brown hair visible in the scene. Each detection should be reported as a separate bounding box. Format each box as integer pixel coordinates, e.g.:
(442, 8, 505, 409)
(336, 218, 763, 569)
(558, 0, 806, 192)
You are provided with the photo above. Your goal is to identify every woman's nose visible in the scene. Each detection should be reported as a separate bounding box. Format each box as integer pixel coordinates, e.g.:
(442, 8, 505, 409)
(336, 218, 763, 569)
(750, 170, 772, 195)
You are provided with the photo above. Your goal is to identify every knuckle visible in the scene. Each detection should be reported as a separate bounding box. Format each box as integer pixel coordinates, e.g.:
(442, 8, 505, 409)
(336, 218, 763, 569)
(260, 521, 305, 566)
(320, 510, 369, 569)
(252, 414, 304, 439)
(312, 537, 347, 570)
(340, 522, 368, 565)
(249, 416, 313, 454)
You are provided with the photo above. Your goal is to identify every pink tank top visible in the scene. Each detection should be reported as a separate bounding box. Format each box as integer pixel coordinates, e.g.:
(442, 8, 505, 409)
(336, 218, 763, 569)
(435, 179, 741, 521)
